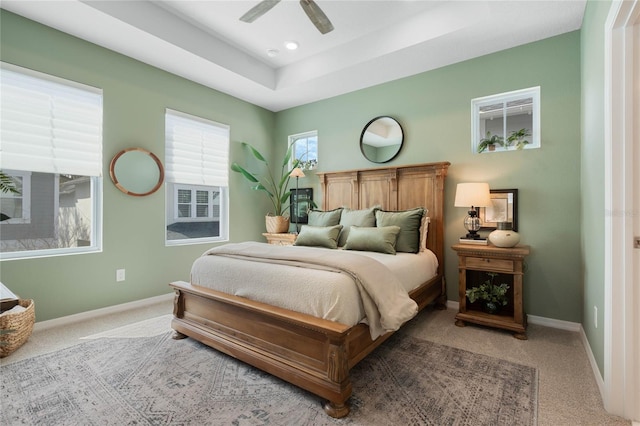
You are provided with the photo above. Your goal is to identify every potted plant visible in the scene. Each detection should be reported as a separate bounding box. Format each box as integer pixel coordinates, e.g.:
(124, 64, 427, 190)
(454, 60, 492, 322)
(477, 131, 504, 153)
(231, 142, 300, 233)
(506, 128, 531, 150)
(465, 272, 510, 314)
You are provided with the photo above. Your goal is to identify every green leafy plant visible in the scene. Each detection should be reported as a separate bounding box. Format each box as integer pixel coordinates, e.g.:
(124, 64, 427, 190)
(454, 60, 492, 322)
(506, 128, 531, 150)
(231, 142, 300, 217)
(465, 272, 510, 307)
(0, 171, 19, 194)
(477, 131, 505, 153)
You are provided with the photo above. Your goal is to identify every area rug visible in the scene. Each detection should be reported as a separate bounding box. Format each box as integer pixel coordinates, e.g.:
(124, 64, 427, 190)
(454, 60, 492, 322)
(1, 327, 538, 425)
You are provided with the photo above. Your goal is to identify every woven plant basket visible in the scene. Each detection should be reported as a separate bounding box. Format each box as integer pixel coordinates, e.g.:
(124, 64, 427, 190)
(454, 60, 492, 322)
(0, 299, 35, 358)
(265, 215, 289, 233)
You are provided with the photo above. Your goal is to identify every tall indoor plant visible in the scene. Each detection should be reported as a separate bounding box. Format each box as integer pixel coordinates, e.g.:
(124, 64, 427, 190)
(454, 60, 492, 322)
(231, 142, 300, 233)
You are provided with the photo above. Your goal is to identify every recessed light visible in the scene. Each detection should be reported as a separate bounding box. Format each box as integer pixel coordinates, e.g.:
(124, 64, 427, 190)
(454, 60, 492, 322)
(266, 48, 279, 57)
(284, 41, 299, 50)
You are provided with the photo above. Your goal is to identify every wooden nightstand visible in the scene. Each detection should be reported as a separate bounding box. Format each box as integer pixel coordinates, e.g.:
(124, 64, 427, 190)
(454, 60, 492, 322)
(262, 232, 297, 246)
(452, 243, 531, 339)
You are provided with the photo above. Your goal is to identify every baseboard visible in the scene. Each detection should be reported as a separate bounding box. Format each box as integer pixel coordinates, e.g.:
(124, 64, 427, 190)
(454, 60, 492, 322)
(33, 293, 174, 332)
(446, 301, 582, 331)
(578, 324, 606, 403)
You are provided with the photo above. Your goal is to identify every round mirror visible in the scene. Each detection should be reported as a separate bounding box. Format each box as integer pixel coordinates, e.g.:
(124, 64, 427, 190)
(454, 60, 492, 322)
(360, 116, 404, 163)
(109, 147, 164, 196)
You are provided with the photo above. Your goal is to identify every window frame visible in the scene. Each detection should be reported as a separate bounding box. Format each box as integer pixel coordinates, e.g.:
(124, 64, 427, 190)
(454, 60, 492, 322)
(289, 130, 318, 170)
(471, 87, 541, 154)
(0, 63, 103, 261)
(164, 109, 229, 246)
(0, 170, 32, 224)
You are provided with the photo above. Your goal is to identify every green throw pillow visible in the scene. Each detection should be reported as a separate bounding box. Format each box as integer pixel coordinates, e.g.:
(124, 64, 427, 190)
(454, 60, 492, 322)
(338, 206, 379, 247)
(375, 207, 425, 253)
(343, 226, 401, 255)
(294, 225, 343, 249)
(307, 208, 343, 227)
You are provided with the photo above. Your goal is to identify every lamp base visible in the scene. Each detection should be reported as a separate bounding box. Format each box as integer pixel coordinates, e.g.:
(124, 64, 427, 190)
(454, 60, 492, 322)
(461, 232, 484, 240)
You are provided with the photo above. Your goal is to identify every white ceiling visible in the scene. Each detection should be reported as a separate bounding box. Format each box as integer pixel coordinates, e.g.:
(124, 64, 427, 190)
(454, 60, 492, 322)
(1, 0, 586, 112)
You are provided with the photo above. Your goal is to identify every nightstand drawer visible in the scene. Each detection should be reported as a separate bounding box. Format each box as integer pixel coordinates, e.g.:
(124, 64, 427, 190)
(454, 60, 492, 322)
(465, 257, 514, 272)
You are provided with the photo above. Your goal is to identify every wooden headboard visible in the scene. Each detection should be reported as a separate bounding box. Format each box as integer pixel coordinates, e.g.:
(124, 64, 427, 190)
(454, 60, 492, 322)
(316, 162, 450, 276)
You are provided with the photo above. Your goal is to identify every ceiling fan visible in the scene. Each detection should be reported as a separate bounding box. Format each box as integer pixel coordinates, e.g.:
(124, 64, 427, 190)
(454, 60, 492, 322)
(240, 0, 334, 35)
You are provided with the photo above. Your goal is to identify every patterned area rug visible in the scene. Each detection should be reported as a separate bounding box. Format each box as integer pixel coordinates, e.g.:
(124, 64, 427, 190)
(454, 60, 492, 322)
(1, 330, 537, 425)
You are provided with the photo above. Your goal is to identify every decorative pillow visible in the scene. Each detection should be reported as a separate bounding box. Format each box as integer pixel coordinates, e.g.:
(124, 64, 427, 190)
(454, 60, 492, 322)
(375, 207, 425, 253)
(307, 208, 343, 227)
(419, 216, 431, 252)
(344, 226, 401, 255)
(294, 225, 343, 249)
(338, 206, 379, 247)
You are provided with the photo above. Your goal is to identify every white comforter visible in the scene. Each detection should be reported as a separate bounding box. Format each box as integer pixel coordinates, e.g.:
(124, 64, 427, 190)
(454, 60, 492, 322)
(191, 242, 438, 339)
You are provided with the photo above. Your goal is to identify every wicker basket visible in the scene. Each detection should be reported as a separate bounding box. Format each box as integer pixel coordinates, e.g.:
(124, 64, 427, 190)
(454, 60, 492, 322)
(0, 299, 35, 358)
(265, 215, 289, 233)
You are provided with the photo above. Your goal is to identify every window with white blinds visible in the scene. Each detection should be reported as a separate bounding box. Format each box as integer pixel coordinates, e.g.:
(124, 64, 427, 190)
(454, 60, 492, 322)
(165, 109, 229, 244)
(0, 62, 103, 259)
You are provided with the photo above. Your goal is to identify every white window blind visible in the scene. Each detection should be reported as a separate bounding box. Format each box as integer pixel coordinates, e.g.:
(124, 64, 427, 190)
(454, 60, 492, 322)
(0, 62, 103, 177)
(165, 109, 229, 187)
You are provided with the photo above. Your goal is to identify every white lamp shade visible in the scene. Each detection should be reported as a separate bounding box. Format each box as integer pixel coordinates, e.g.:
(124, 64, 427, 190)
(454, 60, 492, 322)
(454, 182, 491, 208)
(289, 167, 305, 178)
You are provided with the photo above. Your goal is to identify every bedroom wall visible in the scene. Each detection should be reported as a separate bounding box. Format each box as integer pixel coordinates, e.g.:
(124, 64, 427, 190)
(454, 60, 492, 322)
(0, 10, 277, 321)
(275, 31, 583, 322)
(580, 0, 612, 377)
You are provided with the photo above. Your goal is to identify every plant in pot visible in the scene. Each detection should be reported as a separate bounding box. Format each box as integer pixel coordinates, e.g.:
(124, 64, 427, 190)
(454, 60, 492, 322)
(465, 272, 510, 314)
(506, 128, 531, 150)
(477, 131, 505, 153)
(231, 142, 300, 233)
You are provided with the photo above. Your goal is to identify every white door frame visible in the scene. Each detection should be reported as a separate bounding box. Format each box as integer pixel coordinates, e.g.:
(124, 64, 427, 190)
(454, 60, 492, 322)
(604, 0, 639, 420)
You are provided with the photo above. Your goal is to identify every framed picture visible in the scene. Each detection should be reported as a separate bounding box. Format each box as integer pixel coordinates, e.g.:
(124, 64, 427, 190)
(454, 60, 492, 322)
(290, 188, 313, 225)
(479, 189, 518, 231)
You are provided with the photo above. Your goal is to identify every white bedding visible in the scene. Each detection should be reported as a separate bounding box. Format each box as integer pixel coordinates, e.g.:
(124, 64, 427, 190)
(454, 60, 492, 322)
(190, 242, 438, 337)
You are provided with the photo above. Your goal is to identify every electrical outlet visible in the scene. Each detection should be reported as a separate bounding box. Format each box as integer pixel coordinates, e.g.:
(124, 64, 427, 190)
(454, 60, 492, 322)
(116, 269, 125, 282)
(594, 306, 598, 328)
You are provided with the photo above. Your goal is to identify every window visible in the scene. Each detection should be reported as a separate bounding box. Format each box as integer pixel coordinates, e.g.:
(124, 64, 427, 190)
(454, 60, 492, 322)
(165, 109, 229, 244)
(0, 171, 31, 223)
(0, 63, 103, 260)
(471, 87, 540, 153)
(289, 131, 318, 170)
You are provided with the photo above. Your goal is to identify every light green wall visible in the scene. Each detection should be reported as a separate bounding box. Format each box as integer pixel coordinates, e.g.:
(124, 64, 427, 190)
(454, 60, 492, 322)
(1, 10, 588, 329)
(0, 10, 276, 321)
(580, 0, 611, 377)
(275, 32, 583, 322)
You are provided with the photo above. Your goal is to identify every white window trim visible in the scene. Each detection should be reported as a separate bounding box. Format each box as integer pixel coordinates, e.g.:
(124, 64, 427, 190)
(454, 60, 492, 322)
(0, 63, 103, 260)
(0, 176, 102, 261)
(0, 170, 31, 224)
(164, 109, 229, 246)
(471, 87, 541, 154)
(289, 130, 318, 169)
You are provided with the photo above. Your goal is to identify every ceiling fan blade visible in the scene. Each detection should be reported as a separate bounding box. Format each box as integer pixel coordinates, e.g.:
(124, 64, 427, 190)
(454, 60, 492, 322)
(299, 0, 334, 34)
(240, 0, 281, 23)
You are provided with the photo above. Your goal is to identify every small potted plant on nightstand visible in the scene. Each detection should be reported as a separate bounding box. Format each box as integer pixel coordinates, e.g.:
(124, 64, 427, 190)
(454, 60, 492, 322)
(465, 272, 510, 314)
(477, 131, 504, 153)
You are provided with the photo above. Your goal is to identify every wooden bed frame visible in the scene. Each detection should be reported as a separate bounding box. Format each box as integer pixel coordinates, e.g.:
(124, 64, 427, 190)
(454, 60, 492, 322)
(170, 162, 450, 418)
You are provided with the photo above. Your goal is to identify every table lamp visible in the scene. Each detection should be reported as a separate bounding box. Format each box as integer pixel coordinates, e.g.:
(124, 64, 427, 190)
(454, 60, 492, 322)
(289, 167, 305, 233)
(454, 182, 491, 240)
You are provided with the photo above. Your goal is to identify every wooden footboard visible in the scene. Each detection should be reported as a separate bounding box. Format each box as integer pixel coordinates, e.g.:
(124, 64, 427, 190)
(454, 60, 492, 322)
(170, 273, 443, 418)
